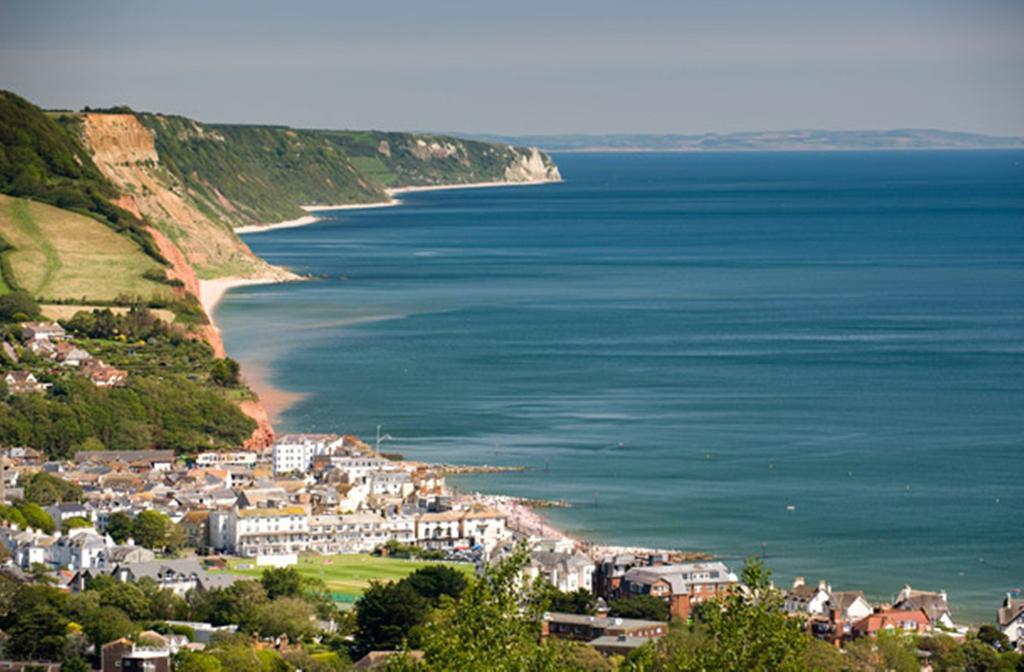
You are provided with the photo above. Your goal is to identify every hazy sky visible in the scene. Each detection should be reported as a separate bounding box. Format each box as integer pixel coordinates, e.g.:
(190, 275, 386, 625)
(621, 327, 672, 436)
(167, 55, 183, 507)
(2, 0, 1022, 135)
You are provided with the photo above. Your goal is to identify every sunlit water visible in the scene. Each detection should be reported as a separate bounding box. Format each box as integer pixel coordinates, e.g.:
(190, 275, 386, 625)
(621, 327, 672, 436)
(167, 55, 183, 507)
(218, 151, 1024, 622)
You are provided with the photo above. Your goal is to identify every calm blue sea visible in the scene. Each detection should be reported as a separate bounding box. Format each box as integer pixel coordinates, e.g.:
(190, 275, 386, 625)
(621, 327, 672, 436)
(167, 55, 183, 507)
(218, 151, 1024, 622)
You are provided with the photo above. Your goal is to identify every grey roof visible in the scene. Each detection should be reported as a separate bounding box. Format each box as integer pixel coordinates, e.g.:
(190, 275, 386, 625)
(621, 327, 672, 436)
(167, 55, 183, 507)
(623, 561, 736, 594)
(531, 550, 593, 570)
(119, 558, 204, 580)
(998, 599, 1024, 627)
(198, 573, 238, 590)
(588, 635, 656, 651)
(893, 591, 951, 622)
(827, 591, 872, 613)
(545, 612, 664, 629)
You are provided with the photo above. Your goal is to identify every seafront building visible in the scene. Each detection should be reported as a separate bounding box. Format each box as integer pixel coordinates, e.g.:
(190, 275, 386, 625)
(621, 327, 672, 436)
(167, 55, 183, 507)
(1, 431, 989, 654)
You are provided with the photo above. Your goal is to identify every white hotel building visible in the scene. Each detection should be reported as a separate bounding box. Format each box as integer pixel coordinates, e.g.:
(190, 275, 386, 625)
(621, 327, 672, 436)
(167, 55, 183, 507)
(272, 433, 345, 475)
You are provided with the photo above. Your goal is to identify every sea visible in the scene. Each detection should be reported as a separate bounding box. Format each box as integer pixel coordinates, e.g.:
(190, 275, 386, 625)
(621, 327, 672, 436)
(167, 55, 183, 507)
(217, 151, 1024, 622)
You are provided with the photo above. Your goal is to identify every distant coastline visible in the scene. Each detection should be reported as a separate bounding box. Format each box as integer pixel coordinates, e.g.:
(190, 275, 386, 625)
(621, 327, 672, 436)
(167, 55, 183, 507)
(464, 129, 1024, 153)
(235, 178, 561, 235)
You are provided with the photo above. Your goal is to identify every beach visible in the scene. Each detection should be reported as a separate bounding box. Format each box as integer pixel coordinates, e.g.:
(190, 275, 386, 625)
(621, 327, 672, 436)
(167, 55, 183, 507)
(199, 277, 285, 331)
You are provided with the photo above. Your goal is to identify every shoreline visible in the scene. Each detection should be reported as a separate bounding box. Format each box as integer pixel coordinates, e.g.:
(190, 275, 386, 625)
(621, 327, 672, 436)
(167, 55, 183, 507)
(234, 178, 560, 235)
(199, 276, 285, 332)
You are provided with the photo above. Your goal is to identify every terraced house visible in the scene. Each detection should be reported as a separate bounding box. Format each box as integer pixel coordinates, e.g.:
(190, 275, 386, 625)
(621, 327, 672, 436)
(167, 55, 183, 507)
(213, 506, 310, 557)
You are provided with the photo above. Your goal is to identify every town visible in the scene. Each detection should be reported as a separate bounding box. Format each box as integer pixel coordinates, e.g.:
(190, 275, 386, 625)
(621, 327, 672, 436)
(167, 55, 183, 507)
(1, 317, 1023, 671)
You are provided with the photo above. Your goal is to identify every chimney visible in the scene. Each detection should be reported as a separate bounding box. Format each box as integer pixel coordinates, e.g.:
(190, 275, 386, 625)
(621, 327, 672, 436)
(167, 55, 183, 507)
(818, 579, 828, 592)
(793, 576, 805, 589)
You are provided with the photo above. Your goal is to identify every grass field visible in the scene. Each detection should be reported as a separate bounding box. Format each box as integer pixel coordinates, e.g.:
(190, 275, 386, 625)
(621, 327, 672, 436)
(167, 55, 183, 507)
(0, 194, 170, 302)
(219, 554, 475, 602)
(39, 304, 177, 323)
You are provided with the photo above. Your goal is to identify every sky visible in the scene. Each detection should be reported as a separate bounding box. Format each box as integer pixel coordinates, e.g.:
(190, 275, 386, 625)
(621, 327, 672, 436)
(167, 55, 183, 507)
(1, 0, 1023, 136)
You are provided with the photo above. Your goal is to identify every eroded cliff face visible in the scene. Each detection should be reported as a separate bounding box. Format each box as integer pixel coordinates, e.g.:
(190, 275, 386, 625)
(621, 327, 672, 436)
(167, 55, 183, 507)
(80, 113, 294, 282)
(79, 113, 290, 448)
(504, 147, 562, 183)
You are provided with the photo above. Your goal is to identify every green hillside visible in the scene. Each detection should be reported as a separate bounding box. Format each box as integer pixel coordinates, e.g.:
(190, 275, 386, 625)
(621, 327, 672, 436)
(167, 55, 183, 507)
(0, 91, 164, 262)
(0, 194, 170, 303)
(137, 115, 387, 228)
(136, 115, 559, 229)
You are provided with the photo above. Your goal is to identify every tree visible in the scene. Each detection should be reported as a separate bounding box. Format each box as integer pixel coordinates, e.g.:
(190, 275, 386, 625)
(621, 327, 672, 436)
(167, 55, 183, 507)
(63, 516, 93, 530)
(96, 579, 150, 620)
(20, 502, 54, 533)
(401, 565, 468, 604)
(0, 503, 27, 527)
(260, 566, 304, 600)
(676, 557, 809, 672)
(190, 580, 269, 630)
(0, 291, 41, 322)
(608, 594, 669, 622)
(132, 509, 172, 549)
(105, 511, 134, 543)
(545, 587, 597, 615)
(23, 471, 82, 506)
(845, 632, 920, 672)
(251, 597, 318, 640)
(82, 605, 137, 648)
(977, 624, 1013, 652)
(210, 358, 241, 387)
(355, 580, 431, 655)
(387, 544, 574, 672)
(174, 650, 223, 672)
(4, 604, 68, 660)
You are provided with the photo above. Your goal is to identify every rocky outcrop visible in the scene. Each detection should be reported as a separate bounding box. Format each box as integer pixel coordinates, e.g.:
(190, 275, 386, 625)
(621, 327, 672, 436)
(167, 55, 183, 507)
(504, 147, 562, 183)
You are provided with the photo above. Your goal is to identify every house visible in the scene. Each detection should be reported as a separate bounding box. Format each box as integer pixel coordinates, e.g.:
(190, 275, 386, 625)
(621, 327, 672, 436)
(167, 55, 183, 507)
(111, 558, 236, 595)
(525, 549, 595, 594)
(783, 577, 831, 615)
(163, 620, 238, 645)
(620, 561, 738, 620)
(271, 433, 345, 475)
(4, 371, 45, 395)
(21, 321, 66, 342)
(368, 469, 414, 499)
(180, 510, 211, 550)
(416, 505, 508, 554)
(101, 638, 170, 672)
(106, 544, 156, 565)
(851, 608, 931, 638)
(48, 528, 117, 570)
(82, 360, 128, 387)
(542, 612, 668, 641)
(53, 341, 92, 367)
(596, 554, 641, 599)
(808, 591, 876, 645)
(997, 594, 1024, 652)
(891, 585, 956, 629)
(826, 591, 875, 624)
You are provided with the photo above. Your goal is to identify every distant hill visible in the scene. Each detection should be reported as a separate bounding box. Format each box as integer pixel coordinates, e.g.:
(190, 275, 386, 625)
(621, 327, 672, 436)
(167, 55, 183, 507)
(465, 129, 1024, 152)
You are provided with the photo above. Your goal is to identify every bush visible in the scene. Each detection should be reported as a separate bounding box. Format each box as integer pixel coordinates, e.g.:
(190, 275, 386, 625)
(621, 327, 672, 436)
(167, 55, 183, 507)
(608, 594, 670, 621)
(0, 291, 40, 322)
